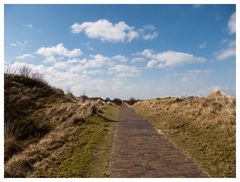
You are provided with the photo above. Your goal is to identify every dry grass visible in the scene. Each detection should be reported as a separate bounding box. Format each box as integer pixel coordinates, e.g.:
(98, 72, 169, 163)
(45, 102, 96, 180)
(5, 103, 118, 177)
(4, 73, 65, 162)
(30, 106, 118, 177)
(4, 68, 119, 177)
(132, 91, 235, 177)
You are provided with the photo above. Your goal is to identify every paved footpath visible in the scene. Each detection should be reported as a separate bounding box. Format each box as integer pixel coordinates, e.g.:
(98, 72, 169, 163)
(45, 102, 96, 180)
(110, 106, 207, 178)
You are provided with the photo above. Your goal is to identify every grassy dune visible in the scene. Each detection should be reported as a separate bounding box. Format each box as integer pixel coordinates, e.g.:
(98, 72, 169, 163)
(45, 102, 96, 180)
(132, 91, 236, 177)
(30, 105, 118, 177)
(4, 69, 118, 177)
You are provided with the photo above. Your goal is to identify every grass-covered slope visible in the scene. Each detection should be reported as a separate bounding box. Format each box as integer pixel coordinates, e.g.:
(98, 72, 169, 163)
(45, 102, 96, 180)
(4, 71, 118, 177)
(132, 91, 236, 177)
(4, 73, 68, 162)
(29, 105, 118, 177)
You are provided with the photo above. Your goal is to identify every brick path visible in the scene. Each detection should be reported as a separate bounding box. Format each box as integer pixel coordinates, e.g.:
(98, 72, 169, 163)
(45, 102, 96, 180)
(110, 106, 207, 178)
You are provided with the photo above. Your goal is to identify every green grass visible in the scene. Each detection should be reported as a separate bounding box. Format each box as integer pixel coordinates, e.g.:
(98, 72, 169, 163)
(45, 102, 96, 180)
(29, 105, 118, 177)
(132, 106, 235, 177)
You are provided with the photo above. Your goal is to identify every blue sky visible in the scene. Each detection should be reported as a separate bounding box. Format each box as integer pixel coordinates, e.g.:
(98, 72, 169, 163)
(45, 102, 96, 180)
(4, 4, 236, 99)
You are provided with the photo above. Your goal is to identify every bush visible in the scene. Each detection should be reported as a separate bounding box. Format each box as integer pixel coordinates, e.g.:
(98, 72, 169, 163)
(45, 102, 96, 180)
(113, 98, 122, 105)
(105, 97, 111, 102)
(127, 97, 137, 105)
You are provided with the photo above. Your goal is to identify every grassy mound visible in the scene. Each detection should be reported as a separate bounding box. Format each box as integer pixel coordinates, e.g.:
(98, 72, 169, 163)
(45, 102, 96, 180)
(30, 110, 117, 177)
(4, 68, 118, 177)
(132, 91, 236, 177)
(4, 73, 67, 161)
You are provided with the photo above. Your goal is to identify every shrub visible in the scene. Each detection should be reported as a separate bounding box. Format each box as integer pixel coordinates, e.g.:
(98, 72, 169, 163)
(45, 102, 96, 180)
(113, 98, 122, 105)
(127, 97, 137, 105)
(105, 97, 111, 102)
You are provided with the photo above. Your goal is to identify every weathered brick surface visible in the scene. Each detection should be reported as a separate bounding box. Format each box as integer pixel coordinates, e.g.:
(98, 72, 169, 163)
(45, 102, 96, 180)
(110, 106, 207, 178)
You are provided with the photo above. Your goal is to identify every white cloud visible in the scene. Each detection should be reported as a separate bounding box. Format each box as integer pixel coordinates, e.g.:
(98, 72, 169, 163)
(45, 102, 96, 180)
(186, 69, 213, 75)
(140, 50, 206, 68)
(15, 54, 34, 61)
(228, 12, 236, 34)
(174, 69, 213, 77)
(116, 73, 135, 77)
(112, 55, 128, 62)
(142, 25, 156, 31)
(138, 25, 156, 34)
(71, 19, 139, 42)
(84, 54, 110, 69)
(50, 54, 141, 75)
(9, 40, 28, 47)
(47, 53, 144, 78)
(53, 61, 75, 70)
(40, 53, 112, 74)
(82, 69, 104, 76)
(82, 42, 95, 51)
(216, 40, 235, 60)
(109, 64, 142, 76)
(65, 54, 111, 73)
(139, 25, 158, 41)
(71, 20, 159, 42)
(36, 43, 82, 61)
(130, 57, 145, 64)
(175, 69, 214, 82)
(180, 77, 190, 83)
(43, 56, 57, 64)
(199, 42, 207, 49)
(146, 60, 158, 68)
(140, 49, 154, 58)
(143, 32, 158, 41)
(10, 43, 17, 47)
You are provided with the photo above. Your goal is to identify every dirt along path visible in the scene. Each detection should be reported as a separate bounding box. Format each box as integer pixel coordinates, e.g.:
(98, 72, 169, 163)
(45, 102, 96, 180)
(110, 105, 207, 177)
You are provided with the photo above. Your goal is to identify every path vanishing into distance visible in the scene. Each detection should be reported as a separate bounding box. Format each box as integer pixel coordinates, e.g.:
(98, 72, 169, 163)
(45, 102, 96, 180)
(110, 106, 207, 178)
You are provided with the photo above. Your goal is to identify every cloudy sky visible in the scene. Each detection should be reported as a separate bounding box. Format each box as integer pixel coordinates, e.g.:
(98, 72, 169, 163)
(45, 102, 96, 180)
(4, 4, 236, 99)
